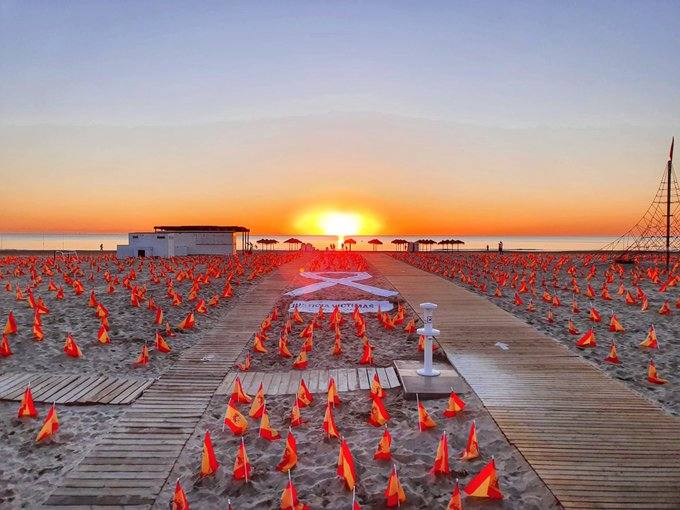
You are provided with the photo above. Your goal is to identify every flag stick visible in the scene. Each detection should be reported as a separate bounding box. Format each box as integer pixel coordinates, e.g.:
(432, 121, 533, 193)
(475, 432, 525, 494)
(416, 393, 422, 432)
(241, 436, 248, 483)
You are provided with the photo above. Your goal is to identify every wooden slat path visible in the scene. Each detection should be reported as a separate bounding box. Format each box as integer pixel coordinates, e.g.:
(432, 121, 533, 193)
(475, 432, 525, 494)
(216, 366, 400, 396)
(0, 372, 154, 405)
(41, 256, 308, 509)
(369, 253, 680, 510)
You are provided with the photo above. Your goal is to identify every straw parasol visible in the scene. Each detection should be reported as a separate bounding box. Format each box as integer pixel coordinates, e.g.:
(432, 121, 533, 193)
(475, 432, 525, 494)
(344, 238, 356, 251)
(368, 238, 383, 251)
(284, 238, 302, 250)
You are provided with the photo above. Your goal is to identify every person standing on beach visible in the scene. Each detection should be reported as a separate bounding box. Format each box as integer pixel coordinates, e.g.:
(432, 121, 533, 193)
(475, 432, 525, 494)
(100, 243, 103, 251)
(498, 241, 503, 253)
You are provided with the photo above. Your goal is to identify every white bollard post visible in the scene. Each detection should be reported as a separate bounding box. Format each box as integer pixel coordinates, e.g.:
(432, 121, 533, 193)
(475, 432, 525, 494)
(417, 302, 440, 377)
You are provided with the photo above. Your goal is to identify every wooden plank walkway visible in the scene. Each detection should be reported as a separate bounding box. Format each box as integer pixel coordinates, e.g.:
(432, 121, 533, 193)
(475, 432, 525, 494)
(41, 256, 308, 509)
(369, 253, 680, 510)
(0, 372, 154, 405)
(215, 366, 400, 396)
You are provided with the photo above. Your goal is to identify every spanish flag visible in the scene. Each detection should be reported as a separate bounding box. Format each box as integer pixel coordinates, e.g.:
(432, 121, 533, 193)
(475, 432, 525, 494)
(97, 324, 110, 345)
(463, 458, 503, 499)
(33, 320, 45, 342)
(280, 476, 308, 510)
(588, 307, 601, 322)
(290, 399, 304, 427)
(609, 314, 625, 333)
(323, 402, 340, 439)
(368, 395, 390, 427)
(36, 403, 59, 442)
(200, 430, 219, 477)
(292, 349, 308, 370)
(178, 312, 195, 330)
(279, 335, 293, 358)
(155, 332, 171, 353)
(4, 311, 17, 335)
(337, 439, 357, 490)
(249, 383, 266, 419)
(292, 306, 303, 323)
(647, 360, 668, 385)
(332, 336, 342, 356)
(154, 307, 164, 325)
(575, 329, 596, 349)
(430, 432, 450, 475)
(327, 377, 341, 407)
(195, 299, 207, 314)
(370, 373, 384, 398)
(253, 333, 267, 353)
(567, 319, 579, 335)
(135, 344, 150, 365)
(0, 334, 12, 357)
(640, 325, 658, 349)
(232, 377, 252, 404)
(224, 397, 248, 435)
(259, 405, 281, 441)
(64, 334, 83, 358)
(296, 379, 313, 408)
(18, 385, 38, 418)
(172, 479, 189, 510)
(447, 479, 463, 510)
(359, 342, 373, 365)
(277, 430, 298, 472)
(461, 420, 479, 460)
(232, 438, 251, 481)
(404, 318, 416, 333)
(659, 300, 671, 315)
(384, 465, 406, 507)
(417, 398, 437, 431)
(604, 341, 621, 364)
(373, 427, 392, 460)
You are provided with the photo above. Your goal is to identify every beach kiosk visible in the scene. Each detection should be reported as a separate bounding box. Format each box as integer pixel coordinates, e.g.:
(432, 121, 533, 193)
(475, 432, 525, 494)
(116, 225, 250, 258)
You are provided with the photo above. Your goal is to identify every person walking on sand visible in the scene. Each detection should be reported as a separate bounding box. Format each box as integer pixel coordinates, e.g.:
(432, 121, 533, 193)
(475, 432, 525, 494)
(100, 243, 103, 251)
(498, 241, 503, 253)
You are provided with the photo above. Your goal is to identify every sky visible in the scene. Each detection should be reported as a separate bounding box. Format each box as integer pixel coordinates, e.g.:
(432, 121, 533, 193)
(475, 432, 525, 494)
(1, 1, 679, 235)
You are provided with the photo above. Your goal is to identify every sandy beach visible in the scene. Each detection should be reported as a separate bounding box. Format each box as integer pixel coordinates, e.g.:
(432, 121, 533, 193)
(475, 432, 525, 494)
(395, 251, 679, 415)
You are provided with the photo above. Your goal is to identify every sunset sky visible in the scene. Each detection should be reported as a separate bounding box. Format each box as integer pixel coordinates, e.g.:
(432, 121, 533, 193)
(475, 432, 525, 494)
(1, 1, 679, 236)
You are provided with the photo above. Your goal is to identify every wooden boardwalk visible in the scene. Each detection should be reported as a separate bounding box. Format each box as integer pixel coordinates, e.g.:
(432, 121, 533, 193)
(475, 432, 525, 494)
(42, 256, 307, 509)
(370, 253, 680, 510)
(216, 365, 400, 396)
(0, 372, 153, 405)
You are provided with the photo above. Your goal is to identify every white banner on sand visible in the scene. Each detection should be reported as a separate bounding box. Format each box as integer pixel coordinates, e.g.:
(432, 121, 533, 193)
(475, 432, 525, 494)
(285, 271, 399, 297)
(289, 300, 394, 314)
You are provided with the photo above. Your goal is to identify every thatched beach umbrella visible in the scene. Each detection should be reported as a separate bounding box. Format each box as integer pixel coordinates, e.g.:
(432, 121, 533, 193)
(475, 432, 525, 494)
(368, 238, 383, 251)
(284, 238, 302, 250)
(391, 239, 407, 251)
(454, 239, 465, 251)
(344, 238, 356, 251)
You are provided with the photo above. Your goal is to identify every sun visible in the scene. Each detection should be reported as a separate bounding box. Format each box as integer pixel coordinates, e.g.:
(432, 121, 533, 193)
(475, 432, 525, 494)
(294, 209, 380, 245)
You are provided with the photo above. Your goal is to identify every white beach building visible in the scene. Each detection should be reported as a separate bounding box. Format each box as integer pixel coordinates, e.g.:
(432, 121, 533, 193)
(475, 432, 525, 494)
(116, 225, 250, 258)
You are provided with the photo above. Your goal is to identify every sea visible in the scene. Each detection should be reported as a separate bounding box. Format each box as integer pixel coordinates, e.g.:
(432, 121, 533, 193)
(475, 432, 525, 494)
(0, 233, 619, 252)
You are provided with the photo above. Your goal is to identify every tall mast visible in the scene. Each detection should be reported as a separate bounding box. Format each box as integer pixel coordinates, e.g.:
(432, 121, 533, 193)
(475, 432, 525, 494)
(666, 137, 674, 271)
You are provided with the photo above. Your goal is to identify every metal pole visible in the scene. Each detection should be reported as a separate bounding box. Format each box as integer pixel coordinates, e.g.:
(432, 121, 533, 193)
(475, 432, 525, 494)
(667, 158, 672, 271)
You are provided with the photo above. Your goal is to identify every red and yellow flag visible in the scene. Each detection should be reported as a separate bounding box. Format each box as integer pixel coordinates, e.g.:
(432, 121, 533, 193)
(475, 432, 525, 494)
(604, 341, 621, 364)
(447, 479, 463, 510)
(4, 311, 17, 335)
(640, 325, 658, 349)
(253, 333, 268, 353)
(277, 431, 298, 472)
(280, 477, 307, 510)
(575, 329, 596, 349)
(417, 399, 437, 431)
(296, 379, 313, 408)
(370, 373, 384, 398)
(172, 479, 189, 510)
(36, 403, 59, 442)
(461, 420, 480, 460)
(609, 314, 625, 333)
(154, 307, 164, 325)
(232, 377, 253, 404)
(135, 344, 150, 365)
(0, 334, 12, 357)
(155, 332, 171, 353)
(374, 427, 392, 460)
(236, 353, 251, 371)
(463, 458, 503, 499)
(290, 399, 304, 427)
(385, 465, 406, 507)
(444, 391, 465, 417)
(259, 406, 281, 441)
(233, 438, 251, 481)
(249, 383, 266, 418)
(647, 360, 668, 385)
(279, 335, 292, 358)
(178, 312, 195, 330)
(359, 342, 373, 365)
(64, 334, 83, 358)
(200, 430, 219, 476)
(97, 324, 110, 344)
(323, 402, 340, 439)
(224, 397, 248, 435)
(431, 432, 450, 475)
(18, 385, 38, 418)
(336, 439, 357, 490)
(368, 395, 390, 427)
(292, 349, 308, 370)
(327, 377, 341, 407)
